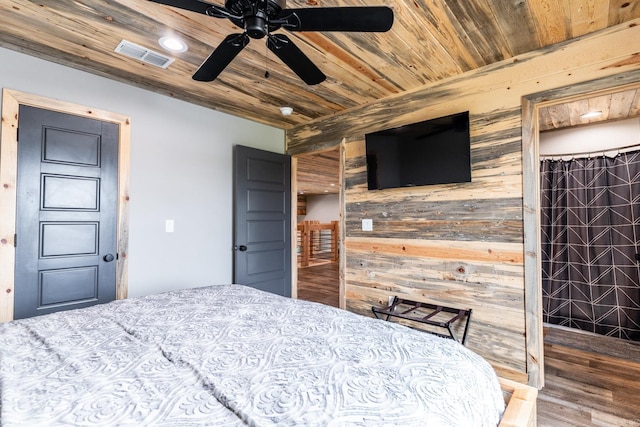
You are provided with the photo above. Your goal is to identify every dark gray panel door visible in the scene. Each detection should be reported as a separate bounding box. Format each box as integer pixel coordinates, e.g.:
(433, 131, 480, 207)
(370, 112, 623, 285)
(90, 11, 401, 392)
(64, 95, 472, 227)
(14, 105, 118, 319)
(234, 145, 291, 297)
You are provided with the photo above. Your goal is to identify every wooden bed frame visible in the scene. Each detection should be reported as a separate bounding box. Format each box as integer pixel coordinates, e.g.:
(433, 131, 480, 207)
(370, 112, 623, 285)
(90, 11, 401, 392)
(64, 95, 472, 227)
(499, 378, 538, 427)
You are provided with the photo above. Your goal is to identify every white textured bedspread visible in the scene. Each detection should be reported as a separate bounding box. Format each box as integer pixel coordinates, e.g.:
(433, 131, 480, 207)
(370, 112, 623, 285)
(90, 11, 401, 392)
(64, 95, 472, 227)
(0, 285, 504, 426)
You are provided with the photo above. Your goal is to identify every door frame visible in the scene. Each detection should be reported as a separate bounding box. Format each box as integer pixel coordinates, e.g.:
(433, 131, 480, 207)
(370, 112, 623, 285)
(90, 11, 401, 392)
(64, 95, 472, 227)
(290, 140, 346, 308)
(521, 70, 640, 387)
(0, 89, 131, 322)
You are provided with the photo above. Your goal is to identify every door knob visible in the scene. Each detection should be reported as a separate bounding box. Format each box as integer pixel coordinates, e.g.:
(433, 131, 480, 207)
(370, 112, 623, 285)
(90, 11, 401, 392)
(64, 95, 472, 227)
(103, 254, 115, 262)
(237, 245, 247, 251)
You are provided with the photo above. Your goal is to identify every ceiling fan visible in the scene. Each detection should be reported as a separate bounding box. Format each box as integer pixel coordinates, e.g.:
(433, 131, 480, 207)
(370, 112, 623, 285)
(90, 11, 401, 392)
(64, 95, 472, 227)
(149, 0, 394, 85)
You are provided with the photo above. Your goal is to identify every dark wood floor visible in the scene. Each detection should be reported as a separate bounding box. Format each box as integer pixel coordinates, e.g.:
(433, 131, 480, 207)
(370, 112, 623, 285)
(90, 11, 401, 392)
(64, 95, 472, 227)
(295, 263, 640, 426)
(297, 262, 339, 308)
(538, 326, 640, 427)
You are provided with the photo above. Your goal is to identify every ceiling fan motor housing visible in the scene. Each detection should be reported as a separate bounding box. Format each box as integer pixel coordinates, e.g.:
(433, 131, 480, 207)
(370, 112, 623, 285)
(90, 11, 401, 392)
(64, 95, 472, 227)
(245, 10, 268, 38)
(226, 0, 287, 38)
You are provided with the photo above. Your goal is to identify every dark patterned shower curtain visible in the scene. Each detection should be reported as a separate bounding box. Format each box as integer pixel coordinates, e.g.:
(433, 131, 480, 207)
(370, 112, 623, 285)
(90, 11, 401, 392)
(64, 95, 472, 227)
(540, 150, 640, 341)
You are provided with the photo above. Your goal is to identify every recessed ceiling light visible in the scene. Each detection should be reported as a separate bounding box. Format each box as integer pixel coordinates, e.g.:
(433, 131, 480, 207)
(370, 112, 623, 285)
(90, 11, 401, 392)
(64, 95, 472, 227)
(580, 111, 603, 119)
(159, 36, 188, 53)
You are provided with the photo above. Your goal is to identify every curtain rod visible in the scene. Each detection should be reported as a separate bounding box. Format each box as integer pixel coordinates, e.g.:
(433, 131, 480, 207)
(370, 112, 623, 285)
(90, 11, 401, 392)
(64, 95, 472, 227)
(539, 142, 640, 161)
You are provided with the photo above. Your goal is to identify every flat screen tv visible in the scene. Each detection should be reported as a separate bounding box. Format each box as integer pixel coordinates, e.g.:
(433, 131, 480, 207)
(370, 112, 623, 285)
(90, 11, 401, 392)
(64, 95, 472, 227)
(365, 111, 471, 190)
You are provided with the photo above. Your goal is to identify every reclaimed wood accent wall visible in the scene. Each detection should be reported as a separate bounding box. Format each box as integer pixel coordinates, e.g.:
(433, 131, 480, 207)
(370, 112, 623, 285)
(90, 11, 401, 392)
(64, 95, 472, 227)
(286, 20, 640, 385)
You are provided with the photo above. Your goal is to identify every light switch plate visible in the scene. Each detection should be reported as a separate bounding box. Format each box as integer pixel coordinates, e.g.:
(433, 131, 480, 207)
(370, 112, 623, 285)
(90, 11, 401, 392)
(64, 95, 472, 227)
(362, 218, 373, 231)
(165, 219, 174, 233)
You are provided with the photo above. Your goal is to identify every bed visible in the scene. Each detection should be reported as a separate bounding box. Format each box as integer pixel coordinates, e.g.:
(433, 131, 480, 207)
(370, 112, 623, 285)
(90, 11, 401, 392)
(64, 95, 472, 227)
(0, 284, 532, 426)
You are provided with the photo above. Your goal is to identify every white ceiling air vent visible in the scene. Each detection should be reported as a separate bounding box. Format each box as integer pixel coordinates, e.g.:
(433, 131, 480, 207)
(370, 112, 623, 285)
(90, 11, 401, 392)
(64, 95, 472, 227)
(114, 40, 175, 69)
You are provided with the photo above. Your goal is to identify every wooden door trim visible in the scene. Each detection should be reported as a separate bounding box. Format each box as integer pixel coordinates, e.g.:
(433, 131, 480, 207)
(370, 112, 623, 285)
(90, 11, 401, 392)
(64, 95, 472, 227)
(337, 139, 346, 310)
(521, 71, 640, 388)
(0, 89, 131, 322)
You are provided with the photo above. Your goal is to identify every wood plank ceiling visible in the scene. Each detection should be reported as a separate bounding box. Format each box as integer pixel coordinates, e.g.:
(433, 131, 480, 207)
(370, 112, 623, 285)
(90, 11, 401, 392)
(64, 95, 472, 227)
(539, 87, 640, 131)
(1, 1, 639, 130)
(296, 147, 340, 195)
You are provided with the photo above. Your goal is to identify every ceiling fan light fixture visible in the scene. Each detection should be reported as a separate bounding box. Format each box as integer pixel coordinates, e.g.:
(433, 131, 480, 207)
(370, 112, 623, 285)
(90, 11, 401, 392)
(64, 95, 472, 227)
(580, 110, 603, 119)
(159, 36, 188, 53)
(280, 106, 293, 116)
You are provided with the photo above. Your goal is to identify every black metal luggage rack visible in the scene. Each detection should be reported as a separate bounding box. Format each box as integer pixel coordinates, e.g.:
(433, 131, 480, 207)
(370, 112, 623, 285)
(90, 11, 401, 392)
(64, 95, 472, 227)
(372, 296, 472, 345)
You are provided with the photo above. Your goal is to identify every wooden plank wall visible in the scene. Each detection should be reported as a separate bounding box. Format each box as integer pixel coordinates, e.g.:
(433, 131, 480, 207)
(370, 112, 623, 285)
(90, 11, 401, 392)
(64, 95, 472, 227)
(286, 20, 640, 384)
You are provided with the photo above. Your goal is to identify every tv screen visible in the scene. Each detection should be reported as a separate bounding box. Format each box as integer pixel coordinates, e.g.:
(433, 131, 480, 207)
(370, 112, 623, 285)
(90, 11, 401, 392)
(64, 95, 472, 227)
(365, 111, 471, 190)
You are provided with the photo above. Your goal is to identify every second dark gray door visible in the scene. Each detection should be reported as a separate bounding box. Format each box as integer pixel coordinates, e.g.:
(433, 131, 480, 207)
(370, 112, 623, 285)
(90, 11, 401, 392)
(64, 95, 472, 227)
(14, 105, 119, 319)
(234, 145, 291, 297)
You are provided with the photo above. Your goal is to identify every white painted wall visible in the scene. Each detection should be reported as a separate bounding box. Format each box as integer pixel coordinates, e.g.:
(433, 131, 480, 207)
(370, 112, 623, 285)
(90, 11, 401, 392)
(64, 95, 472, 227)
(540, 117, 640, 156)
(0, 47, 285, 297)
(304, 194, 340, 223)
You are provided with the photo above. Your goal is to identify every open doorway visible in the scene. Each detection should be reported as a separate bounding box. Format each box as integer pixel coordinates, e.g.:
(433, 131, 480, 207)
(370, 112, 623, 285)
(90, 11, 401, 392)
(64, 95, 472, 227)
(523, 79, 640, 425)
(293, 147, 341, 308)
(538, 92, 640, 342)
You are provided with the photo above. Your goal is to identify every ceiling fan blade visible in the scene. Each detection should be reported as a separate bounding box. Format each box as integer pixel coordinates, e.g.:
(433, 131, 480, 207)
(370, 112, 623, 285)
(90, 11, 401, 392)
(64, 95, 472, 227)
(277, 6, 393, 32)
(193, 33, 250, 82)
(148, 0, 215, 15)
(267, 34, 326, 85)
